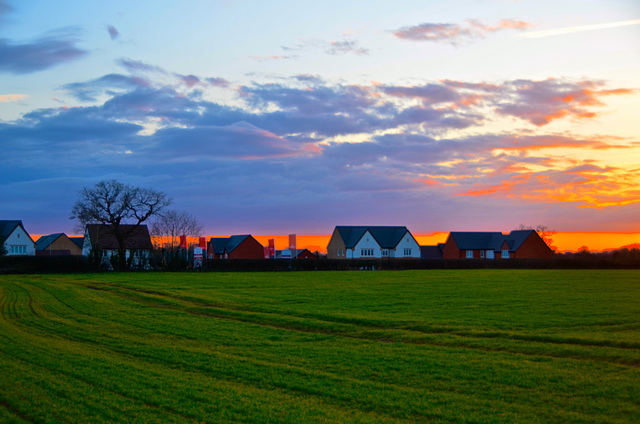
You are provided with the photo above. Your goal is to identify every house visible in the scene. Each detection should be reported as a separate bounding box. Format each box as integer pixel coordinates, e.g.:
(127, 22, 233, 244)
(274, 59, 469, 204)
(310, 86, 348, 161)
(0, 220, 36, 256)
(207, 235, 264, 259)
(442, 230, 553, 259)
(83, 224, 154, 268)
(35, 233, 83, 256)
(275, 248, 317, 259)
(420, 244, 444, 260)
(327, 226, 421, 259)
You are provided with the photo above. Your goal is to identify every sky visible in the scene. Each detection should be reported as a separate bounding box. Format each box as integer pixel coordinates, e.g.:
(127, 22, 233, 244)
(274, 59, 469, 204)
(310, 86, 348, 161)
(1, 0, 639, 241)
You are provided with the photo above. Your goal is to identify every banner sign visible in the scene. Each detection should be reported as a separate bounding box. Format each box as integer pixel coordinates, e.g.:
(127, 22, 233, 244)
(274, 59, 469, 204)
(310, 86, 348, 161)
(264, 246, 270, 259)
(268, 239, 275, 258)
(199, 237, 206, 249)
(289, 234, 296, 255)
(179, 235, 187, 249)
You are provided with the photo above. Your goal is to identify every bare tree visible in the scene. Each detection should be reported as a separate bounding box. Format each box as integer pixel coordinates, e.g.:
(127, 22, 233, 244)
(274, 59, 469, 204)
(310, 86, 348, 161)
(70, 179, 172, 270)
(518, 224, 558, 252)
(151, 210, 203, 250)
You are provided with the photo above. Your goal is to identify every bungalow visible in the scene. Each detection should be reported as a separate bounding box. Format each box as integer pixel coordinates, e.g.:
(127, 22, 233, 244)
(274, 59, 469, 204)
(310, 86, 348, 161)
(36, 233, 83, 256)
(0, 220, 36, 256)
(83, 224, 154, 268)
(327, 226, 421, 259)
(275, 248, 317, 259)
(442, 230, 553, 259)
(207, 235, 264, 259)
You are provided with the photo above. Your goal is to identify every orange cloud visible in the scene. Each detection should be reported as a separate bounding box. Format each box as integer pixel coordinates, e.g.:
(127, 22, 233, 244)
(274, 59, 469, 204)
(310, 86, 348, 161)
(0, 94, 27, 102)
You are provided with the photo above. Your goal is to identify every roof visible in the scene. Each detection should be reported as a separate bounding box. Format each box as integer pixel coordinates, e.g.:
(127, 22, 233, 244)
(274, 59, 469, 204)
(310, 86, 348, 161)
(334, 226, 412, 249)
(86, 224, 153, 250)
(448, 232, 504, 250)
(35, 233, 65, 250)
(448, 230, 537, 251)
(208, 235, 252, 254)
(70, 237, 84, 249)
(0, 220, 30, 243)
(420, 245, 443, 259)
(275, 249, 315, 259)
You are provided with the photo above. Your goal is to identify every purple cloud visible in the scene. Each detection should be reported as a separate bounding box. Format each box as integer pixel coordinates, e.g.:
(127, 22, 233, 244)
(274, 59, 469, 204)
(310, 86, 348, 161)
(107, 25, 119, 40)
(63, 73, 150, 101)
(117, 58, 168, 74)
(3, 69, 637, 235)
(326, 39, 369, 55)
(0, 28, 87, 74)
(206, 77, 230, 87)
(393, 19, 532, 44)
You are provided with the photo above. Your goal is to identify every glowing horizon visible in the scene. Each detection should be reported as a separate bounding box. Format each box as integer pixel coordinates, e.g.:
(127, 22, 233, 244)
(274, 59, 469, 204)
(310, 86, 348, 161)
(32, 231, 640, 254)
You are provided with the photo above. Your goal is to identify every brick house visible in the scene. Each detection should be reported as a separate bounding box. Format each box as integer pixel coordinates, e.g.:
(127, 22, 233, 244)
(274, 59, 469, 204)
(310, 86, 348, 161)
(207, 235, 264, 259)
(36, 233, 83, 256)
(442, 230, 553, 259)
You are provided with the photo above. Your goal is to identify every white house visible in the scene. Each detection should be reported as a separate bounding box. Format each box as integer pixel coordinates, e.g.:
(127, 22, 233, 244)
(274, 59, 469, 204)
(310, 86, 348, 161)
(0, 220, 36, 256)
(327, 226, 421, 259)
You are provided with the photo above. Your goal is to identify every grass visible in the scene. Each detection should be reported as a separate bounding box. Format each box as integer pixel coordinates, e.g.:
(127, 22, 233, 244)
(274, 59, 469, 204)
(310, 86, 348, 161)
(0, 270, 639, 423)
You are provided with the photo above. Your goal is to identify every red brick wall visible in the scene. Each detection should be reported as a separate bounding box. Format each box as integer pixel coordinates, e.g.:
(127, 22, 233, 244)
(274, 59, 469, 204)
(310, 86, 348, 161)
(296, 250, 317, 259)
(514, 233, 553, 259)
(442, 236, 462, 259)
(228, 236, 264, 259)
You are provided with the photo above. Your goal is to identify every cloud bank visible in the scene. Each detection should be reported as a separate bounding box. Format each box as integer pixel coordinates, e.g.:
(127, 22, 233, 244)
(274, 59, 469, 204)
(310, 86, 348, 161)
(1, 63, 638, 234)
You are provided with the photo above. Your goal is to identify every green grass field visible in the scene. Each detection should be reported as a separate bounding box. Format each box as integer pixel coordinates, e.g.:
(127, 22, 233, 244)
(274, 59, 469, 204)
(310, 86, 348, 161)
(1, 270, 639, 423)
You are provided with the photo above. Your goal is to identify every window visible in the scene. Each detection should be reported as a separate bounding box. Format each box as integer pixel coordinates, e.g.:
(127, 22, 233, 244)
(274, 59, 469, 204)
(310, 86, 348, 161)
(502, 250, 510, 259)
(404, 248, 412, 256)
(480, 250, 485, 258)
(466, 250, 473, 258)
(382, 249, 389, 257)
(10, 245, 26, 254)
(361, 248, 374, 257)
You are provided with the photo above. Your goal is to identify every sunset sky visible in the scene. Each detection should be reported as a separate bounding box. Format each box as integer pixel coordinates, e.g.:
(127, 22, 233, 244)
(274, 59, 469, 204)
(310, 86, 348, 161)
(1, 0, 639, 248)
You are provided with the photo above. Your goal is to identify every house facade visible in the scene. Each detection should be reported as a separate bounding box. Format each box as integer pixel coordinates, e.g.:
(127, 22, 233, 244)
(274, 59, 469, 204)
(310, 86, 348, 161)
(276, 248, 317, 259)
(442, 230, 553, 259)
(83, 224, 154, 268)
(327, 226, 421, 259)
(36, 233, 83, 256)
(0, 220, 36, 256)
(207, 235, 264, 259)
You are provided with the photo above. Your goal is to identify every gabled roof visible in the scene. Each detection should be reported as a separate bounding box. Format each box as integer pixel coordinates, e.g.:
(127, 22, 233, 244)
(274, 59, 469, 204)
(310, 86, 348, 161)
(0, 220, 26, 243)
(70, 237, 84, 249)
(86, 224, 153, 250)
(208, 235, 252, 254)
(448, 230, 538, 252)
(449, 232, 504, 250)
(505, 230, 536, 251)
(35, 233, 65, 250)
(334, 226, 412, 249)
(275, 248, 315, 259)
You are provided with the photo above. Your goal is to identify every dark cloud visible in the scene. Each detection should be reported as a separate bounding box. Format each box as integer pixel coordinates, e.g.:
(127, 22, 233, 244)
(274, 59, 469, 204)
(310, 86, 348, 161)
(0, 28, 88, 74)
(63, 73, 150, 101)
(107, 25, 119, 40)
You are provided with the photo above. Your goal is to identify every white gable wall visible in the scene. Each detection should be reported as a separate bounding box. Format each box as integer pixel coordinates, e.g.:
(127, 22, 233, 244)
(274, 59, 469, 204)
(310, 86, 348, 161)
(351, 231, 382, 259)
(3, 226, 35, 256)
(392, 232, 421, 258)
